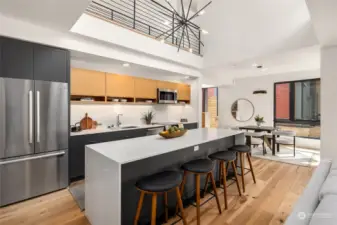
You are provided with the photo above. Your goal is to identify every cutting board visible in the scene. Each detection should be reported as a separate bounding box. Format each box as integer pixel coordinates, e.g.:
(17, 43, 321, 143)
(80, 113, 93, 130)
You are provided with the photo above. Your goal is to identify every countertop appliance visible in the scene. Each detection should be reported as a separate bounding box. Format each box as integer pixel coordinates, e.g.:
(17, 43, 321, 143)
(0, 36, 69, 207)
(157, 88, 177, 104)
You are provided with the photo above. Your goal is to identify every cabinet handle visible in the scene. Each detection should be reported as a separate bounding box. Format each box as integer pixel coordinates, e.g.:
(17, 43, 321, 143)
(36, 91, 40, 143)
(28, 91, 33, 144)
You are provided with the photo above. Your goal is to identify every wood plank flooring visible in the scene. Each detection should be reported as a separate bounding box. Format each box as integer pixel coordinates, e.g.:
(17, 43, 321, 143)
(0, 158, 314, 225)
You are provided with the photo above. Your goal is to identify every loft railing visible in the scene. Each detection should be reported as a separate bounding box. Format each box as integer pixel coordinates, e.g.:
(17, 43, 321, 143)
(86, 0, 202, 55)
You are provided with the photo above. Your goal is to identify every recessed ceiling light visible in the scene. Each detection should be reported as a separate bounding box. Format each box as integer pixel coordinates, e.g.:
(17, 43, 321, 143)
(160, 39, 165, 44)
(122, 63, 130, 67)
(252, 63, 258, 67)
(198, 10, 205, 16)
(201, 29, 208, 34)
(189, 48, 193, 53)
(163, 20, 170, 25)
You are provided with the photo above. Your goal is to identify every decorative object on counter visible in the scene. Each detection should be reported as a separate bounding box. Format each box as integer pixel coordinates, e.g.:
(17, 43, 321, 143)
(254, 115, 265, 127)
(253, 90, 267, 95)
(231, 98, 255, 122)
(120, 99, 127, 103)
(80, 97, 94, 101)
(142, 110, 155, 125)
(159, 126, 187, 139)
(80, 113, 94, 130)
(145, 100, 153, 103)
(71, 122, 82, 132)
(112, 98, 119, 102)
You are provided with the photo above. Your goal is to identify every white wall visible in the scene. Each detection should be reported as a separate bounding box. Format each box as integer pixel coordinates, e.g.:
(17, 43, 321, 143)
(217, 70, 320, 128)
(71, 14, 203, 69)
(321, 46, 337, 160)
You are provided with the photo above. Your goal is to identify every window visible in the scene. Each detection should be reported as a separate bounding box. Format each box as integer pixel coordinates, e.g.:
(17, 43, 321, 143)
(274, 79, 320, 124)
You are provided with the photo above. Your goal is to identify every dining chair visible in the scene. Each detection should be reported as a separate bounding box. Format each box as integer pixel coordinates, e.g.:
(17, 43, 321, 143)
(271, 130, 297, 157)
(244, 132, 266, 155)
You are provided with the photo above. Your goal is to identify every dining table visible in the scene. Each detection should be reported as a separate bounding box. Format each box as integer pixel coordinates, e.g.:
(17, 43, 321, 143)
(238, 125, 277, 155)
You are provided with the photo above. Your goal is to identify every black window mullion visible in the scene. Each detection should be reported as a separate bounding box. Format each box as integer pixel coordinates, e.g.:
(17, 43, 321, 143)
(289, 82, 295, 121)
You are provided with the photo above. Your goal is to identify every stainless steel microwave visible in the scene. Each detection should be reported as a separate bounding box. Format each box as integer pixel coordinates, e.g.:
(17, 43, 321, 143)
(157, 88, 177, 104)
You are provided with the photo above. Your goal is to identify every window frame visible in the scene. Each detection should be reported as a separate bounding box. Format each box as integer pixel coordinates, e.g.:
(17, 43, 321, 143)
(273, 78, 320, 126)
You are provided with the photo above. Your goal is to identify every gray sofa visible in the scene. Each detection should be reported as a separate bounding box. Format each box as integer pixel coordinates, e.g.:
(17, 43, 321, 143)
(285, 160, 337, 225)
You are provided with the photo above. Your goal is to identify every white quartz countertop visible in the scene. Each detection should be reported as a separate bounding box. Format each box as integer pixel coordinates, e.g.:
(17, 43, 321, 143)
(86, 128, 243, 164)
(70, 122, 197, 136)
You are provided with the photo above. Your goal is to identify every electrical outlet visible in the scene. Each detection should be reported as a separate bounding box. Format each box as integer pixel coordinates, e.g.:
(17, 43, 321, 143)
(194, 145, 199, 151)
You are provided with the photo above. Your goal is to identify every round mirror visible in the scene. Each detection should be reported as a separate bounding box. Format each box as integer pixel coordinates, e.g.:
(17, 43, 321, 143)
(231, 99, 254, 122)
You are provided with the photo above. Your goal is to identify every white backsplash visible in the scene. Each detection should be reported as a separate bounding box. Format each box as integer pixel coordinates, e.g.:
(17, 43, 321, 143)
(71, 104, 197, 126)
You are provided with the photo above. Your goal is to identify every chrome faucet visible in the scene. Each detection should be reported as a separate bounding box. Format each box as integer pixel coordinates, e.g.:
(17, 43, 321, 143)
(117, 114, 123, 127)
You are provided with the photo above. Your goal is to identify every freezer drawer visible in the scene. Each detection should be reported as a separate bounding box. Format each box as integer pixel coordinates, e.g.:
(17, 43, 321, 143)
(35, 81, 68, 153)
(0, 150, 68, 207)
(0, 78, 35, 159)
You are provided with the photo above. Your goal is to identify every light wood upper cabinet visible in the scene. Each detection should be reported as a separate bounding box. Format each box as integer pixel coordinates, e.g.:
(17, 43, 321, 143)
(156, 81, 178, 90)
(134, 77, 157, 99)
(71, 68, 106, 96)
(106, 73, 134, 97)
(177, 83, 191, 101)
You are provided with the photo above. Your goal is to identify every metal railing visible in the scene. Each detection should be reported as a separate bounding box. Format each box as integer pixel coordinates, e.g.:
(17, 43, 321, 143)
(86, 0, 202, 55)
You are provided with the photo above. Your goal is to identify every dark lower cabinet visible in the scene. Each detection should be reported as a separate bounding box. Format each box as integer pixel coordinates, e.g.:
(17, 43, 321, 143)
(69, 128, 155, 182)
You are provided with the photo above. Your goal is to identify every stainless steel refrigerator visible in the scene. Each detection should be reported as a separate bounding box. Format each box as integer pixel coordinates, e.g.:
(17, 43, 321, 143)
(0, 77, 69, 207)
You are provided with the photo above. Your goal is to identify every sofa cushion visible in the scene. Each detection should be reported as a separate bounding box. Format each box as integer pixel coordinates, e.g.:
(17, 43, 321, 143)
(319, 174, 337, 200)
(309, 195, 337, 225)
(285, 160, 332, 225)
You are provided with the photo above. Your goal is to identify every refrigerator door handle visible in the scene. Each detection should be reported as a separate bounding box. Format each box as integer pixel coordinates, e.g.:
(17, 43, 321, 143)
(0, 151, 66, 166)
(36, 90, 40, 143)
(28, 90, 33, 144)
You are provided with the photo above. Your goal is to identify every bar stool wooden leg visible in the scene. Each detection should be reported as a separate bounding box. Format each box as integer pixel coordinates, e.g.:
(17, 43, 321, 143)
(175, 187, 187, 225)
(226, 162, 229, 176)
(151, 194, 157, 225)
(231, 161, 242, 196)
(240, 152, 246, 193)
(203, 173, 210, 197)
(218, 161, 223, 184)
(176, 171, 187, 214)
(164, 192, 168, 222)
(195, 174, 201, 225)
(246, 152, 256, 183)
(134, 191, 145, 225)
(222, 162, 228, 209)
(210, 172, 222, 214)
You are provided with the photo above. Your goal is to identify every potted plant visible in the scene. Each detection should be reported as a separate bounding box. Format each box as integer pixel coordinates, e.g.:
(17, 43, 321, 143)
(254, 115, 265, 127)
(142, 110, 155, 125)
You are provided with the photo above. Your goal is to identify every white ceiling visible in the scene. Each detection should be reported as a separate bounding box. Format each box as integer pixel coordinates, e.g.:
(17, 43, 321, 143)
(306, 0, 337, 46)
(0, 0, 90, 30)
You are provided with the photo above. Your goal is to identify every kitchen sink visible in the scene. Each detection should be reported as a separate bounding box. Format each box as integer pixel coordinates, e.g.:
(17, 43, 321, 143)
(120, 126, 139, 129)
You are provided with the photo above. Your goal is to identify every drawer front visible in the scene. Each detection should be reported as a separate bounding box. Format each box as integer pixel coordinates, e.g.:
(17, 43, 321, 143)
(0, 150, 68, 206)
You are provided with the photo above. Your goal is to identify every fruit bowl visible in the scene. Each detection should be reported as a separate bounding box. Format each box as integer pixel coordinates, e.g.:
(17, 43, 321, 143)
(159, 129, 188, 139)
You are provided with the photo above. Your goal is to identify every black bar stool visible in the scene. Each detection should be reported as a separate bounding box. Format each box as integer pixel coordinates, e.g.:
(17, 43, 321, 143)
(134, 171, 187, 225)
(229, 145, 256, 193)
(179, 159, 222, 225)
(208, 151, 242, 209)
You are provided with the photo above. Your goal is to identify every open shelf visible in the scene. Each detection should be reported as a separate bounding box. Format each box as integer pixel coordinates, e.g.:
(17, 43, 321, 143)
(71, 95, 106, 104)
(135, 98, 157, 104)
(106, 96, 134, 103)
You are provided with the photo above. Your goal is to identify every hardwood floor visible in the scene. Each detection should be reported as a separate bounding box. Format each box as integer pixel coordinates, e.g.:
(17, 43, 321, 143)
(0, 158, 314, 225)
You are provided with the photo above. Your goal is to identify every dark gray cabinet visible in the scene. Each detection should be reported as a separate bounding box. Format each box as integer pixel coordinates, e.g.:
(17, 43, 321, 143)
(0, 37, 34, 80)
(69, 128, 158, 181)
(184, 122, 198, 130)
(34, 45, 68, 82)
(0, 36, 69, 83)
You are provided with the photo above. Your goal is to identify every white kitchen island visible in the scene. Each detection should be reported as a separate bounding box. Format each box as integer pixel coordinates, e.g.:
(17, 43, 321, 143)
(85, 128, 244, 225)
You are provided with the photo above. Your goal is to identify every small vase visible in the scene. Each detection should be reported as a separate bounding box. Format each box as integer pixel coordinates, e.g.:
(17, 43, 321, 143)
(256, 121, 262, 127)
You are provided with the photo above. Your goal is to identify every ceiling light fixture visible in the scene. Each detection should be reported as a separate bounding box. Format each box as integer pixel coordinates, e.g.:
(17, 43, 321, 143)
(163, 20, 170, 25)
(198, 10, 205, 16)
(122, 63, 130, 67)
(160, 39, 165, 43)
(155, 0, 212, 52)
(189, 48, 193, 53)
